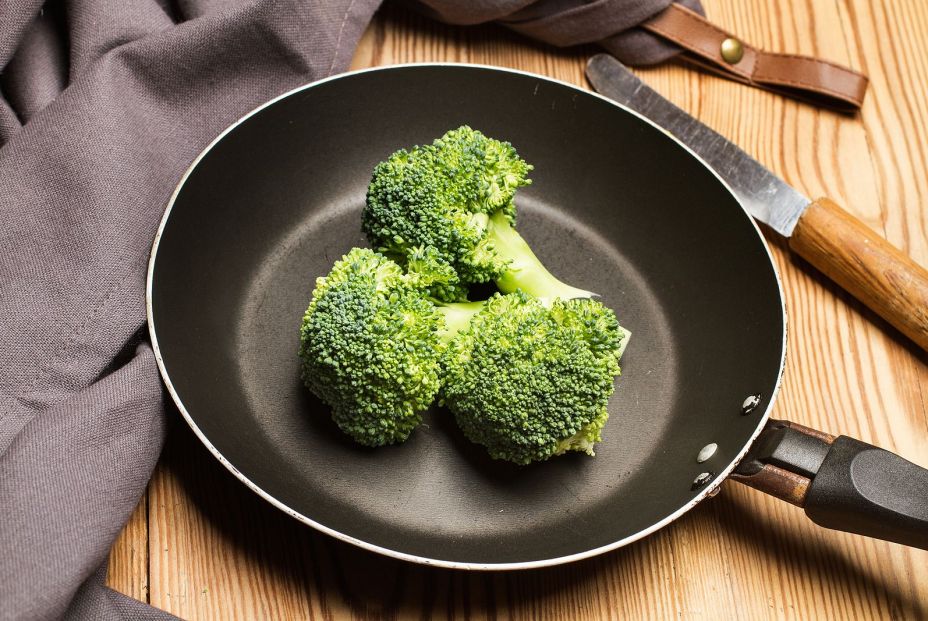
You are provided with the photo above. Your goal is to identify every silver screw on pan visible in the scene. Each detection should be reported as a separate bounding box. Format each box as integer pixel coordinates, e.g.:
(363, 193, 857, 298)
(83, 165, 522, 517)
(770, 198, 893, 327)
(691, 472, 714, 491)
(696, 443, 718, 463)
(741, 394, 761, 415)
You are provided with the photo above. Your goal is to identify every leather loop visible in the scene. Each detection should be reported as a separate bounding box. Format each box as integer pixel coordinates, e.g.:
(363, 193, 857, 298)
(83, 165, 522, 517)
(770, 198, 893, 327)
(641, 3, 868, 111)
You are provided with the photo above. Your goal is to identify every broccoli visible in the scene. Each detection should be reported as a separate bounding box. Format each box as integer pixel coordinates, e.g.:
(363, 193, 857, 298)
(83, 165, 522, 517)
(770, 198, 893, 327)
(299, 247, 483, 446)
(441, 291, 629, 465)
(304, 127, 631, 461)
(363, 126, 592, 302)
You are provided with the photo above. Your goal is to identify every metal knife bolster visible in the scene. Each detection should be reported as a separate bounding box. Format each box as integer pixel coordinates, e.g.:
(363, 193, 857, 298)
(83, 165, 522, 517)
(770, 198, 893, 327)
(585, 54, 809, 237)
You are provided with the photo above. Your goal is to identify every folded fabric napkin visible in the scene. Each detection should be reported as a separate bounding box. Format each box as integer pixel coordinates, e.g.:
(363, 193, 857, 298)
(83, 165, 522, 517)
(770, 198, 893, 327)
(0, 1, 694, 618)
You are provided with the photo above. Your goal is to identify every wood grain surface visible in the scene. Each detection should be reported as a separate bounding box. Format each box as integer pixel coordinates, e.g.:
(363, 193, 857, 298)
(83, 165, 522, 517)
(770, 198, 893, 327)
(107, 1, 928, 618)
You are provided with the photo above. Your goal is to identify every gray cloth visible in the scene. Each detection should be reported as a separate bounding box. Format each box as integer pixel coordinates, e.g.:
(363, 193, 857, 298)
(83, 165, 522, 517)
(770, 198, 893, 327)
(413, 0, 703, 64)
(0, 1, 695, 618)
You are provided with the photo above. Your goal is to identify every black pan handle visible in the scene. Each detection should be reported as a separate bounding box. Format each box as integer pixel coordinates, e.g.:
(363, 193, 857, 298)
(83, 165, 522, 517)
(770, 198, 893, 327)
(732, 419, 928, 549)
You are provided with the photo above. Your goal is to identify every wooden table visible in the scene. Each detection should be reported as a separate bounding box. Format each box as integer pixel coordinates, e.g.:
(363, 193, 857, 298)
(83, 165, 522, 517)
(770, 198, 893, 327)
(107, 1, 928, 618)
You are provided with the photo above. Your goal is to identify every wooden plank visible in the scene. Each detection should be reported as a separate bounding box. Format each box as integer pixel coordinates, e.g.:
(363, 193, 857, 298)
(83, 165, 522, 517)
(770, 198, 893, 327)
(105, 492, 149, 603)
(145, 427, 323, 620)
(107, 1, 928, 618)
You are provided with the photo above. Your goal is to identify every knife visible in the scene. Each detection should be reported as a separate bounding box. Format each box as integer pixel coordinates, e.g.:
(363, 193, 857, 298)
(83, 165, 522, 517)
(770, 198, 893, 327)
(586, 53, 928, 352)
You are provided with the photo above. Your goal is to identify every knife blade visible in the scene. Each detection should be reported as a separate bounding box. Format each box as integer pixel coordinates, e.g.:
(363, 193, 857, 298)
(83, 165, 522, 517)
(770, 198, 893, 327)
(586, 54, 808, 237)
(585, 53, 928, 352)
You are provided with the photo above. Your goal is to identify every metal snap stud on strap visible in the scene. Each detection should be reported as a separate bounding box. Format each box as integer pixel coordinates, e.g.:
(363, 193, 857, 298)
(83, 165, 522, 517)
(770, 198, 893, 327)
(720, 37, 744, 64)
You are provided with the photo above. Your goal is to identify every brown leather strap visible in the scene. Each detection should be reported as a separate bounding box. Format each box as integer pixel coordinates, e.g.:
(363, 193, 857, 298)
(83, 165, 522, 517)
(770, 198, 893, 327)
(642, 3, 868, 112)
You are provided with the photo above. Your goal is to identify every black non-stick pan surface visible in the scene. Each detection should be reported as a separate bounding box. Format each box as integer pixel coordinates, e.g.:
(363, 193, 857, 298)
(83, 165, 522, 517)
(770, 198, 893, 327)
(148, 64, 785, 568)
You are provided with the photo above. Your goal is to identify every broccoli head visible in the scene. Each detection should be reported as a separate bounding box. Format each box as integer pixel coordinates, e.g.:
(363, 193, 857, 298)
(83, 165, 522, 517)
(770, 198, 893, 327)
(299, 247, 481, 446)
(431, 125, 533, 214)
(363, 126, 591, 302)
(440, 292, 628, 465)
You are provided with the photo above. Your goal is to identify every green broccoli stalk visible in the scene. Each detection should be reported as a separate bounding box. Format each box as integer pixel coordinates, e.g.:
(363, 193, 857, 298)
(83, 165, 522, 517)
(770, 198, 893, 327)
(363, 126, 593, 301)
(436, 300, 486, 342)
(484, 210, 591, 302)
(299, 248, 483, 447)
(440, 292, 629, 465)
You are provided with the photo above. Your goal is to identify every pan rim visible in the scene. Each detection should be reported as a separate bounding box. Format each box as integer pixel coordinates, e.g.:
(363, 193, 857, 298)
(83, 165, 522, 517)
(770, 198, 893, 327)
(146, 62, 787, 570)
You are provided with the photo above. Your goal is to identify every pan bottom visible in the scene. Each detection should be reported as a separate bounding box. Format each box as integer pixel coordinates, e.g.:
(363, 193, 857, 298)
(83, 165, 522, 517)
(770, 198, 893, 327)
(228, 188, 684, 563)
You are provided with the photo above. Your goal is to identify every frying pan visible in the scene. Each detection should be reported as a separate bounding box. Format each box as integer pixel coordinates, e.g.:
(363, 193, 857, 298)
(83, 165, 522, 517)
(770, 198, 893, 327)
(147, 64, 928, 568)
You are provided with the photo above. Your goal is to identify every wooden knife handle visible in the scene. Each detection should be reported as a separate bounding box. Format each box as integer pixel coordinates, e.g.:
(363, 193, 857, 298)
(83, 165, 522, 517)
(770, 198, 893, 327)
(790, 197, 928, 351)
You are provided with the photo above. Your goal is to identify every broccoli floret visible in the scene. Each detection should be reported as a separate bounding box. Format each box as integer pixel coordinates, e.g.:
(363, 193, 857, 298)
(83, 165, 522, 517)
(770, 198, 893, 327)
(299, 248, 482, 446)
(440, 292, 628, 465)
(403, 244, 469, 302)
(363, 126, 592, 302)
(431, 125, 533, 215)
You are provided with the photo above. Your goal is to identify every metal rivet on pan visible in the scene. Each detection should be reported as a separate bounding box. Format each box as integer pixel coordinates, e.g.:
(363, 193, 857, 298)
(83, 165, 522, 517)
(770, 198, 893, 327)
(691, 472, 714, 491)
(741, 394, 761, 415)
(696, 443, 718, 463)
